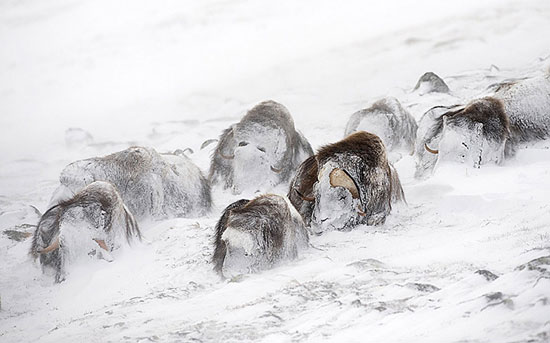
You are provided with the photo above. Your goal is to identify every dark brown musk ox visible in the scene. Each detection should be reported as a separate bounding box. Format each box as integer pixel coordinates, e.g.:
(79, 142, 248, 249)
(209, 100, 314, 195)
(344, 97, 418, 156)
(30, 181, 141, 283)
(288, 131, 405, 233)
(414, 74, 550, 178)
(50, 146, 211, 220)
(212, 194, 309, 278)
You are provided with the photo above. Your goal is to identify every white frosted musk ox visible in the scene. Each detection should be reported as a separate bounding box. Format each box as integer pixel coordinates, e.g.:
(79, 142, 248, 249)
(30, 182, 141, 283)
(288, 131, 405, 233)
(52, 146, 211, 220)
(414, 98, 511, 178)
(415, 74, 550, 178)
(493, 75, 550, 151)
(344, 97, 418, 156)
(209, 100, 313, 194)
(212, 194, 309, 278)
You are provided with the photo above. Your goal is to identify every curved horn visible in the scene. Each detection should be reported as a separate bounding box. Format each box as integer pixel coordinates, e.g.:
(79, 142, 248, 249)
(93, 239, 109, 251)
(294, 188, 315, 202)
(218, 150, 235, 160)
(329, 168, 360, 199)
(270, 165, 283, 173)
(424, 143, 439, 155)
(357, 205, 366, 217)
(38, 237, 60, 254)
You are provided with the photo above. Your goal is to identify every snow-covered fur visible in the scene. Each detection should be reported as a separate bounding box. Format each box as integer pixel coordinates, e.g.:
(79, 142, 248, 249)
(493, 75, 550, 151)
(288, 131, 405, 233)
(30, 181, 141, 283)
(413, 71, 450, 94)
(212, 194, 309, 278)
(51, 146, 211, 220)
(414, 98, 510, 178)
(344, 97, 418, 155)
(209, 100, 313, 194)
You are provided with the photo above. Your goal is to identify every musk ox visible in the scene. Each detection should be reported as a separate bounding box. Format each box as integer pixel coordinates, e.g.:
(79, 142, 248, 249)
(288, 131, 405, 233)
(51, 146, 211, 220)
(415, 75, 550, 178)
(30, 181, 141, 283)
(493, 75, 550, 149)
(209, 100, 313, 194)
(212, 194, 309, 278)
(414, 98, 510, 178)
(413, 72, 450, 94)
(344, 97, 418, 155)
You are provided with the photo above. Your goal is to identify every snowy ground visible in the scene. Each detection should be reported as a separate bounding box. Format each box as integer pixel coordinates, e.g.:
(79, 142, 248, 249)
(1, 0, 550, 342)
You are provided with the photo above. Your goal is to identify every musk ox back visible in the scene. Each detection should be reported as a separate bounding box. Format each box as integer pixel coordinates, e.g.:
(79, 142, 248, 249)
(414, 98, 510, 178)
(288, 131, 405, 233)
(52, 146, 211, 220)
(209, 100, 313, 194)
(30, 181, 141, 283)
(344, 97, 418, 155)
(493, 75, 550, 148)
(212, 194, 308, 278)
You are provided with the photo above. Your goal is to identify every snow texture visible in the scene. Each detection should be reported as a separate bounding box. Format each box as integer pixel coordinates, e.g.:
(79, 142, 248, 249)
(1, 0, 550, 342)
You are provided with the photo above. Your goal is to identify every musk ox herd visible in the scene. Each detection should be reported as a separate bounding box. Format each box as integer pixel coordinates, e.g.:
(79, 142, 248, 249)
(28, 71, 550, 282)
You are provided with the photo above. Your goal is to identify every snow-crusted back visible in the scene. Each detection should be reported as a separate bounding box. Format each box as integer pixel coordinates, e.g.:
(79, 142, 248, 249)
(52, 146, 211, 220)
(344, 97, 418, 155)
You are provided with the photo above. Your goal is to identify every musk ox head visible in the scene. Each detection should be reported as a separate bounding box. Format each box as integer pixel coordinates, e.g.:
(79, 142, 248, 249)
(30, 181, 141, 283)
(414, 98, 510, 178)
(288, 131, 405, 233)
(344, 97, 418, 156)
(52, 146, 211, 220)
(212, 194, 309, 278)
(493, 75, 550, 147)
(209, 100, 313, 195)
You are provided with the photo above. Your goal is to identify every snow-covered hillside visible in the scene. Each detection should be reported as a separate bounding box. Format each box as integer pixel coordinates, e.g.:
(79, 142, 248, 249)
(1, 0, 550, 342)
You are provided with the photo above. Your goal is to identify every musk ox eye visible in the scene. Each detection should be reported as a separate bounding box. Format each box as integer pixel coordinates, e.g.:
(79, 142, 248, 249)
(238, 141, 249, 147)
(257, 147, 266, 153)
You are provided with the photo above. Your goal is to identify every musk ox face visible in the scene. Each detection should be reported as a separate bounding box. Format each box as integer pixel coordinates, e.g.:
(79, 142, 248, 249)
(344, 97, 418, 156)
(53, 146, 211, 220)
(30, 181, 141, 283)
(288, 131, 405, 233)
(212, 194, 309, 279)
(414, 98, 510, 178)
(209, 100, 313, 195)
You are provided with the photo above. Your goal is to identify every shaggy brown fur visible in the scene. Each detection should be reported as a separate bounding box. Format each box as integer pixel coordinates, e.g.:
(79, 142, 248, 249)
(288, 131, 405, 229)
